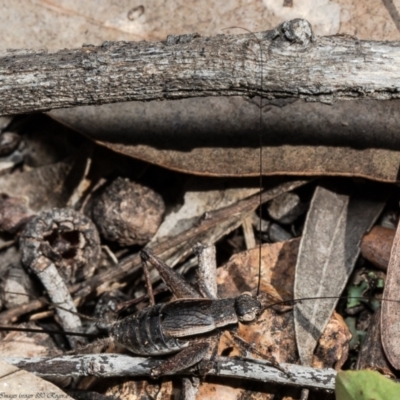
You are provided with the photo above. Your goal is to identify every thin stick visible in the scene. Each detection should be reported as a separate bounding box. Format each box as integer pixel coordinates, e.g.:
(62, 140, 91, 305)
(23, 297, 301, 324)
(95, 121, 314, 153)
(195, 243, 217, 299)
(2, 354, 337, 391)
(142, 259, 156, 306)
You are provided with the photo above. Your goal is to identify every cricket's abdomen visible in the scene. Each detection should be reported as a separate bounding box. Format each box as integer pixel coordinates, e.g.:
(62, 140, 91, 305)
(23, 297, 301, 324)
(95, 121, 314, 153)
(111, 304, 188, 356)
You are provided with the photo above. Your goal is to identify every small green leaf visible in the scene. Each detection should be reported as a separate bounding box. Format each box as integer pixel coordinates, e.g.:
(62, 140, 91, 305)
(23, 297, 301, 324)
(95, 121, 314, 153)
(347, 281, 368, 309)
(336, 370, 400, 400)
(376, 277, 384, 289)
(345, 317, 358, 350)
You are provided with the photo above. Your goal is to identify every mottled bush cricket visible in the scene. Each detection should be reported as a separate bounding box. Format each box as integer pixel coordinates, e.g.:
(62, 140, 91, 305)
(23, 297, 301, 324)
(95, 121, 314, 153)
(110, 248, 287, 377)
(0, 245, 290, 378)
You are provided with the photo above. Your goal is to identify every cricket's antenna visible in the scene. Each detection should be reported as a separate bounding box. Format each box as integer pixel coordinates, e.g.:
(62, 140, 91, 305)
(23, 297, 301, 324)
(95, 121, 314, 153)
(257, 33, 263, 297)
(0, 325, 97, 338)
(3, 291, 103, 324)
(262, 296, 400, 312)
(222, 26, 264, 296)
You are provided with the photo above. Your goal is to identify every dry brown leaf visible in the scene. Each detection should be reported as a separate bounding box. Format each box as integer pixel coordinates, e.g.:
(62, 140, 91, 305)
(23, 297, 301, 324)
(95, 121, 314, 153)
(197, 383, 252, 400)
(197, 377, 299, 400)
(313, 312, 351, 370)
(294, 185, 384, 366)
(99, 140, 400, 182)
(0, 159, 76, 211)
(0, 323, 57, 358)
(216, 238, 299, 300)
(381, 219, 400, 370)
(49, 98, 400, 182)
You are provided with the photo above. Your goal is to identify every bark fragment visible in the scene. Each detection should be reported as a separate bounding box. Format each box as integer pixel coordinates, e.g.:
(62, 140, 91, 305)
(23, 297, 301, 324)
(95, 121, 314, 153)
(2, 354, 337, 391)
(357, 308, 394, 376)
(360, 226, 394, 270)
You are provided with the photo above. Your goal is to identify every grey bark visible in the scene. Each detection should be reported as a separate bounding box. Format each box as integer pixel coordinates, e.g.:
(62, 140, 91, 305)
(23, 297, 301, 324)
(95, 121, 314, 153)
(2, 354, 337, 391)
(2, 18, 400, 116)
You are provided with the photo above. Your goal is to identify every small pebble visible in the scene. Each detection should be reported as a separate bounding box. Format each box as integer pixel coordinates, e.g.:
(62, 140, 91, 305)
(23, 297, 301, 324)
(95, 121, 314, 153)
(268, 223, 293, 243)
(267, 192, 306, 224)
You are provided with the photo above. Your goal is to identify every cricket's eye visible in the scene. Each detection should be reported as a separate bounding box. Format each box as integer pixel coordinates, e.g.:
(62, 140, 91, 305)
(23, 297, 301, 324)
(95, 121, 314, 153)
(235, 294, 261, 322)
(239, 309, 258, 322)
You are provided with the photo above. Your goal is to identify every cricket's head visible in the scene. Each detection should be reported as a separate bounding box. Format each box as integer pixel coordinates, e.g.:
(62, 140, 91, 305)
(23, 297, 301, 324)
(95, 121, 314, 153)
(235, 293, 262, 322)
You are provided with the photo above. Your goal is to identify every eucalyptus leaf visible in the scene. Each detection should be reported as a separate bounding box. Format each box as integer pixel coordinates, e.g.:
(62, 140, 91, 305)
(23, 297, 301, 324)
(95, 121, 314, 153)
(336, 370, 400, 400)
(294, 185, 384, 365)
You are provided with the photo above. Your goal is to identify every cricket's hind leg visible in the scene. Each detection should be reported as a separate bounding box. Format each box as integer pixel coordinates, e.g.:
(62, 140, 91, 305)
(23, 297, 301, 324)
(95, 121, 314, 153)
(151, 331, 222, 379)
(141, 250, 201, 300)
(151, 341, 211, 378)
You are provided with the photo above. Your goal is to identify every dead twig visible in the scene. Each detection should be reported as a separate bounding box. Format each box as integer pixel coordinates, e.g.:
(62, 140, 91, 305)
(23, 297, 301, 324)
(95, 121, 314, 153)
(2, 354, 336, 391)
(2, 19, 400, 115)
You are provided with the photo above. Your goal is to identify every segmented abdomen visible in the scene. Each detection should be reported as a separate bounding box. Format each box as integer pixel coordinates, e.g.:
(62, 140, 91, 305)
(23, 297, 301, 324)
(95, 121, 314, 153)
(111, 304, 188, 356)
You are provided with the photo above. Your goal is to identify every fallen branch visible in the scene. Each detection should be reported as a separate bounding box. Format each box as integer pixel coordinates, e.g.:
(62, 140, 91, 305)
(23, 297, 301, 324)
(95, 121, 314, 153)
(2, 19, 400, 116)
(2, 354, 336, 391)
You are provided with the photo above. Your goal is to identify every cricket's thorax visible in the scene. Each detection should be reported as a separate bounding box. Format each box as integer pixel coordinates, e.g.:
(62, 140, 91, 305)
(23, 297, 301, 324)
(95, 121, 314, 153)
(161, 298, 240, 337)
(111, 295, 261, 356)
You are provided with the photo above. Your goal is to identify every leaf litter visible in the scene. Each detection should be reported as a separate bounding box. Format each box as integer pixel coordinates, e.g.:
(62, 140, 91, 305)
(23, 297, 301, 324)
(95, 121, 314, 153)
(3, 3, 400, 399)
(0, 129, 398, 399)
(2, 95, 400, 400)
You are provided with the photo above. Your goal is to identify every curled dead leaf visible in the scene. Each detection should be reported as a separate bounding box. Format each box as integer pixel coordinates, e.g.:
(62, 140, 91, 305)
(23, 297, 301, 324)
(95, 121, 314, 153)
(50, 98, 400, 182)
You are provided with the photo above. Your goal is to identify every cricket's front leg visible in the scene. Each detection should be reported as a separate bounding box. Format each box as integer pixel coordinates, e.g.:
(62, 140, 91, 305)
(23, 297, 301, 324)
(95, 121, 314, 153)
(151, 341, 210, 378)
